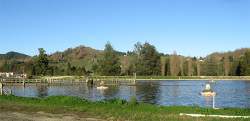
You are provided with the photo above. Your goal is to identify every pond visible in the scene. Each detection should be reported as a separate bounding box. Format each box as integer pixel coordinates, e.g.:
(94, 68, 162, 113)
(4, 80, 250, 108)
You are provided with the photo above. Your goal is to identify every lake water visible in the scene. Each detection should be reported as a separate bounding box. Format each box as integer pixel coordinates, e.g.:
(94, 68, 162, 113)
(4, 80, 250, 108)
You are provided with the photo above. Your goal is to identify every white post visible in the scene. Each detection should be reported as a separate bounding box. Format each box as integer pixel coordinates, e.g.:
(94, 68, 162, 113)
(86, 77, 89, 83)
(0, 83, 3, 95)
(23, 79, 25, 87)
(134, 73, 136, 83)
(212, 95, 215, 109)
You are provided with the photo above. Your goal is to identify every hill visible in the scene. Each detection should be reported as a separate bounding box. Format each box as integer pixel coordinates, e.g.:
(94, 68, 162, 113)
(0, 51, 30, 60)
(48, 45, 102, 71)
(49, 45, 125, 70)
(206, 48, 250, 60)
(0, 44, 249, 76)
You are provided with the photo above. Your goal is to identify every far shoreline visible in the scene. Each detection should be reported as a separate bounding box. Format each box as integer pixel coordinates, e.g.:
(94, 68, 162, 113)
(136, 78, 250, 81)
(34, 76, 250, 81)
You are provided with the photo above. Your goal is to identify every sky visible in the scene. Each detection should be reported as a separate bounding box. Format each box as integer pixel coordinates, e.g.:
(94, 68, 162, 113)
(0, 0, 249, 57)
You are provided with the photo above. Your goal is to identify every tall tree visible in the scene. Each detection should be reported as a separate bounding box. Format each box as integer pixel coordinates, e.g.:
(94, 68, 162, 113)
(165, 56, 171, 76)
(160, 56, 166, 76)
(135, 42, 161, 75)
(121, 55, 131, 75)
(35, 48, 49, 76)
(185, 58, 193, 76)
(67, 62, 72, 75)
(170, 51, 180, 76)
(202, 56, 219, 76)
(97, 42, 121, 76)
(1, 60, 10, 72)
(240, 51, 250, 75)
(223, 57, 230, 76)
(179, 57, 184, 76)
(196, 60, 201, 76)
(134, 42, 142, 57)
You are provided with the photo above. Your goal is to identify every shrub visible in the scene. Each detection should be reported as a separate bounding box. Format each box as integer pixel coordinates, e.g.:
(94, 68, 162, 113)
(128, 96, 138, 105)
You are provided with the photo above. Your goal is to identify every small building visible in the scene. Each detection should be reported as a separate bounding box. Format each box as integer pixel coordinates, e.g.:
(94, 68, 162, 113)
(0, 72, 26, 78)
(0, 72, 14, 78)
(15, 73, 27, 78)
(6, 72, 14, 78)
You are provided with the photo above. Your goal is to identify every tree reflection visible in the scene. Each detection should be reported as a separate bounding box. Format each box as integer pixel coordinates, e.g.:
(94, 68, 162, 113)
(135, 81, 160, 104)
(100, 86, 119, 99)
(36, 84, 48, 97)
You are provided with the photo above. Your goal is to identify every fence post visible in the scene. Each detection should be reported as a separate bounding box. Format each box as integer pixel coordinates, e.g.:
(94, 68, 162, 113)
(0, 83, 3, 95)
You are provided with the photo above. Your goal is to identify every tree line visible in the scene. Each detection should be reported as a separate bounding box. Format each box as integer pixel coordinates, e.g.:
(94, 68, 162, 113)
(0, 42, 250, 77)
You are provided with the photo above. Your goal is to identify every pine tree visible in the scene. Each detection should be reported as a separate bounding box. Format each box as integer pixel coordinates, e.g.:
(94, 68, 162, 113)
(97, 42, 121, 76)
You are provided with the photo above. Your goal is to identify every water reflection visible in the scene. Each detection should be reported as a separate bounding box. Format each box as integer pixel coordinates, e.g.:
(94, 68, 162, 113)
(37, 85, 48, 97)
(98, 86, 119, 99)
(203, 96, 213, 107)
(136, 81, 160, 104)
(4, 80, 250, 108)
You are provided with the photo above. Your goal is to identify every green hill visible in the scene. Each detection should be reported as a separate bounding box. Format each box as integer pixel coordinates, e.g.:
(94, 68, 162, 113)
(0, 51, 30, 60)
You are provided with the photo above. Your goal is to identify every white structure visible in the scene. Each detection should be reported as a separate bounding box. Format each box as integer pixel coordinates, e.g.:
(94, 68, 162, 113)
(6, 72, 14, 77)
(15, 73, 27, 78)
(0, 72, 26, 78)
(0, 72, 14, 78)
(0, 83, 2, 95)
(205, 83, 211, 90)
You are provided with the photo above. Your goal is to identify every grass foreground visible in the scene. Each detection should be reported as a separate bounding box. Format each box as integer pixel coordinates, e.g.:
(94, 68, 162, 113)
(0, 95, 250, 121)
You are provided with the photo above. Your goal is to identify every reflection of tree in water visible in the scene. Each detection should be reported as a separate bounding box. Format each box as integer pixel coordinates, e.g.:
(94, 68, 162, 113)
(100, 86, 119, 99)
(86, 84, 95, 99)
(36, 84, 48, 97)
(244, 81, 250, 94)
(136, 81, 160, 104)
(169, 81, 180, 98)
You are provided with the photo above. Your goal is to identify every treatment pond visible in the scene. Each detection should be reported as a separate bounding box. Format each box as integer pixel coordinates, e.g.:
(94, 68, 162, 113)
(4, 80, 250, 108)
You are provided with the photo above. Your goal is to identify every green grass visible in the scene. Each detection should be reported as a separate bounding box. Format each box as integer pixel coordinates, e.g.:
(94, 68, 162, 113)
(0, 95, 249, 121)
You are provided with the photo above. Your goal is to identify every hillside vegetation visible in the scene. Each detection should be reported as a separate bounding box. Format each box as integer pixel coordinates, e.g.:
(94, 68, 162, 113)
(0, 42, 249, 77)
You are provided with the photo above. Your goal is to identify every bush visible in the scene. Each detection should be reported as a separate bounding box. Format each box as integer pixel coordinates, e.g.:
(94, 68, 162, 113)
(128, 96, 138, 105)
(103, 98, 127, 105)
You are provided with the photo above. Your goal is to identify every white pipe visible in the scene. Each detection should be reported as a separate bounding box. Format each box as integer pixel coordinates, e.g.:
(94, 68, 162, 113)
(180, 113, 250, 118)
(213, 95, 215, 109)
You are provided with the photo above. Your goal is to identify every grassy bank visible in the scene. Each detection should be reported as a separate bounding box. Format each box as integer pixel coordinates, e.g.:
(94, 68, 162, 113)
(0, 95, 249, 121)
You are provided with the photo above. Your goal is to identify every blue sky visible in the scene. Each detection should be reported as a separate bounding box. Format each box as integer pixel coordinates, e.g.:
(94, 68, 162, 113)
(0, 0, 249, 57)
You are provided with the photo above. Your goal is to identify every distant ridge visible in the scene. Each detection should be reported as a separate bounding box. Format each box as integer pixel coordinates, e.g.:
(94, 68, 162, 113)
(0, 51, 30, 60)
(0, 46, 249, 61)
(49, 45, 125, 62)
(49, 45, 102, 62)
(206, 48, 250, 60)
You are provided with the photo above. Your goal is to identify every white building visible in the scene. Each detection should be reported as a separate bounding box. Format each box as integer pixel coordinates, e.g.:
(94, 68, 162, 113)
(0, 72, 14, 77)
(0, 72, 26, 78)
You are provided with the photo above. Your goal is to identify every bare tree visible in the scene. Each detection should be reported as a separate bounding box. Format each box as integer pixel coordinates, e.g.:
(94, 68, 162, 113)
(223, 56, 230, 76)
(187, 59, 193, 76)
(179, 57, 184, 76)
(160, 57, 166, 76)
(121, 55, 130, 75)
(170, 51, 180, 76)
(196, 61, 201, 76)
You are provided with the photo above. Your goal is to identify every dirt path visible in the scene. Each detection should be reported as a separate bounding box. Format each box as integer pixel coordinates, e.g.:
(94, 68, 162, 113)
(0, 111, 106, 121)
